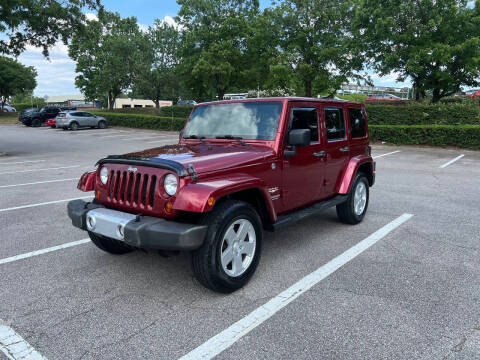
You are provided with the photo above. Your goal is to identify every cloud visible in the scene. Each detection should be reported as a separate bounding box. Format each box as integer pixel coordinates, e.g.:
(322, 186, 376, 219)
(85, 13, 99, 22)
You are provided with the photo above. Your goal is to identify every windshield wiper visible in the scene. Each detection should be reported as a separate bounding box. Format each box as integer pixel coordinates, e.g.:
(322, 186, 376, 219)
(216, 135, 247, 146)
(183, 135, 208, 145)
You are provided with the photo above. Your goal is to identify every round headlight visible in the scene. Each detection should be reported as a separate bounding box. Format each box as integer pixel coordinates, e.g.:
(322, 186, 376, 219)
(100, 167, 109, 185)
(164, 174, 178, 196)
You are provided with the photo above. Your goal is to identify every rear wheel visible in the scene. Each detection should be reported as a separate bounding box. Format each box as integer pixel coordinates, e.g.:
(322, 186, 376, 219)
(336, 173, 369, 224)
(88, 232, 134, 255)
(70, 121, 79, 131)
(98, 120, 107, 129)
(191, 200, 263, 293)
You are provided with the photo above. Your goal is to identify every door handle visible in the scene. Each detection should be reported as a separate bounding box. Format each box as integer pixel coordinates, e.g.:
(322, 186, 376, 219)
(339, 147, 350, 153)
(313, 151, 326, 158)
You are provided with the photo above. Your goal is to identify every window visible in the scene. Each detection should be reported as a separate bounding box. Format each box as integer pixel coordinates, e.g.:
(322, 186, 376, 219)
(290, 107, 319, 143)
(325, 108, 345, 141)
(348, 108, 366, 138)
(122, 105, 131, 108)
(134, 105, 143, 108)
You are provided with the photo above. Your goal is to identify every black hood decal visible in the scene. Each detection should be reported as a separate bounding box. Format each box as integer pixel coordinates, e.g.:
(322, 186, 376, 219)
(96, 155, 188, 177)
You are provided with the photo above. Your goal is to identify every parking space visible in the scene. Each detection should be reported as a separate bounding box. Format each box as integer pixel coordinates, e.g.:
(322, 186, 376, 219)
(0, 125, 479, 360)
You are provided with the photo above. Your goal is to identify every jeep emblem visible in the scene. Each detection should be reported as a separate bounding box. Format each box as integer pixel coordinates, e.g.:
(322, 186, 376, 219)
(127, 167, 138, 172)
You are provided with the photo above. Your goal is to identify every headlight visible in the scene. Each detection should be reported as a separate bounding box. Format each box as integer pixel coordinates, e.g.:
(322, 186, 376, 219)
(100, 167, 109, 184)
(164, 174, 178, 196)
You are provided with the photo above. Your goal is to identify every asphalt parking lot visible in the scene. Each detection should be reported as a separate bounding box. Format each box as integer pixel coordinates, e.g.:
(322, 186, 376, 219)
(0, 123, 479, 360)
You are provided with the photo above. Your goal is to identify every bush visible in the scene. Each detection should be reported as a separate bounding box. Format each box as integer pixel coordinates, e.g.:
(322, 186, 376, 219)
(108, 105, 194, 118)
(11, 103, 44, 112)
(365, 100, 411, 106)
(336, 94, 368, 102)
(92, 112, 187, 131)
(370, 125, 480, 149)
(366, 103, 480, 125)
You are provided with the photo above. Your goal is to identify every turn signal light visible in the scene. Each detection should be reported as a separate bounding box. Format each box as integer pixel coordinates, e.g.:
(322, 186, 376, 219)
(165, 201, 173, 213)
(207, 197, 215, 206)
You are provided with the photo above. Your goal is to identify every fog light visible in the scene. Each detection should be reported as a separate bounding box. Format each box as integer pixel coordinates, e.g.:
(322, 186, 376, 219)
(117, 224, 125, 238)
(87, 216, 96, 230)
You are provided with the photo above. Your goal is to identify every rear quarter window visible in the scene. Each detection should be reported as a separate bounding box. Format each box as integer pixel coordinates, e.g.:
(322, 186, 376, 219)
(348, 108, 367, 138)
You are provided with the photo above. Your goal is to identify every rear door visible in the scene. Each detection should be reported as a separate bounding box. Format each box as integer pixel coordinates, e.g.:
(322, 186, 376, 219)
(347, 106, 369, 158)
(321, 105, 350, 197)
(282, 103, 326, 211)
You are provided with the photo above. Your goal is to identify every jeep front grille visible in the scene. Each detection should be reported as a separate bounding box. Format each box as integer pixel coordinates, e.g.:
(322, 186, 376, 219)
(108, 170, 157, 208)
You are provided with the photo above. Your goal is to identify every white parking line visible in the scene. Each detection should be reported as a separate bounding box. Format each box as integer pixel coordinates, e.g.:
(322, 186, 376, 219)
(179, 213, 414, 360)
(439, 154, 465, 169)
(147, 139, 177, 144)
(0, 322, 47, 359)
(98, 134, 135, 138)
(0, 160, 46, 166)
(0, 178, 77, 188)
(0, 196, 91, 213)
(373, 150, 401, 159)
(121, 136, 171, 141)
(0, 165, 80, 175)
(0, 239, 90, 265)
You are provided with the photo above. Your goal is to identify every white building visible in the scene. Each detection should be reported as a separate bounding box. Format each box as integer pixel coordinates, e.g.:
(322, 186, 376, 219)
(113, 98, 173, 109)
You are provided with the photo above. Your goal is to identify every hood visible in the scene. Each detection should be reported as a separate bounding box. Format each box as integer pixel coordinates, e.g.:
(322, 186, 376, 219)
(118, 143, 275, 175)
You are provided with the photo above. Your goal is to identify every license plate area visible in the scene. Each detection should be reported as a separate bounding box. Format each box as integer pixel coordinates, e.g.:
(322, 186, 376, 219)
(86, 208, 136, 241)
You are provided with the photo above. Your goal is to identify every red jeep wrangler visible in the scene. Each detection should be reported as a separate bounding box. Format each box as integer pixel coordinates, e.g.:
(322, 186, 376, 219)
(68, 98, 375, 293)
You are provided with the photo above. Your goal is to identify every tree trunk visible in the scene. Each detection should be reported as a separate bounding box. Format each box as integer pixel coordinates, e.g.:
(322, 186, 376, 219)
(154, 99, 160, 109)
(432, 88, 441, 103)
(305, 80, 312, 98)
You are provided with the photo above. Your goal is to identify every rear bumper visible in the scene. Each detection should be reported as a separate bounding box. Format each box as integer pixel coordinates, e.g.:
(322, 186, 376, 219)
(67, 200, 207, 251)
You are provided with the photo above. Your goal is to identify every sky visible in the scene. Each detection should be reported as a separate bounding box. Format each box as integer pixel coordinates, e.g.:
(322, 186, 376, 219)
(17, 0, 409, 97)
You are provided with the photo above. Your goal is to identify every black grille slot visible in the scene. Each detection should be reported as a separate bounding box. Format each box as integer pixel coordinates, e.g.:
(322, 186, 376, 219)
(120, 171, 127, 202)
(113, 171, 120, 200)
(134, 173, 141, 204)
(141, 174, 149, 205)
(149, 175, 157, 207)
(127, 172, 134, 203)
(108, 170, 115, 198)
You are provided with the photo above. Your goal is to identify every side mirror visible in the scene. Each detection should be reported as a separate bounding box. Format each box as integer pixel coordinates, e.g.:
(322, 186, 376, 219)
(288, 129, 311, 146)
(284, 129, 311, 158)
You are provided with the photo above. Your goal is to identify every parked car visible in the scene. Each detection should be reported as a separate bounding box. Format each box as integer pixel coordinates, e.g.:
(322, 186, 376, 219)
(177, 99, 197, 106)
(67, 97, 375, 293)
(19, 106, 74, 127)
(1, 104, 16, 112)
(365, 94, 403, 102)
(56, 111, 107, 130)
(471, 90, 480, 98)
(45, 118, 56, 128)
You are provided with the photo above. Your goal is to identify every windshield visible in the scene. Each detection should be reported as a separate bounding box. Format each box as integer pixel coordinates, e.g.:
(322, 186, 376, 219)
(183, 102, 283, 141)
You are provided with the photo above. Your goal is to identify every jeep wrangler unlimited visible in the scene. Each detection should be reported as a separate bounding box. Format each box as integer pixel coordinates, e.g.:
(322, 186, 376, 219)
(68, 98, 375, 293)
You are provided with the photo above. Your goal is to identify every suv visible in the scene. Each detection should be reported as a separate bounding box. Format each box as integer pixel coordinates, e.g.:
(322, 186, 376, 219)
(68, 98, 375, 293)
(19, 106, 75, 127)
(56, 111, 107, 130)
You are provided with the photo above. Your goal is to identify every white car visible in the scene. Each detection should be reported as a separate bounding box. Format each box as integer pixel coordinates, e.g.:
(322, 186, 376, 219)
(1, 104, 16, 112)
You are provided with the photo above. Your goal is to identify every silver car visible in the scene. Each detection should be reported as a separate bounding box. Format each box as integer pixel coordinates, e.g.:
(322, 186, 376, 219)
(56, 111, 108, 131)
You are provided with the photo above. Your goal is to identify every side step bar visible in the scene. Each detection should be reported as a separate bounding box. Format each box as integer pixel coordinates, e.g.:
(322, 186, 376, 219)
(272, 195, 348, 231)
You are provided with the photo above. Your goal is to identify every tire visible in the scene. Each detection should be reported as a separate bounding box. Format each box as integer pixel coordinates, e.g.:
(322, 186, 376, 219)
(70, 121, 79, 131)
(336, 172, 370, 225)
(50, 125, 56, 129)
(98, 120, 107, 129)
(62, 127, 67, 131)
(191, 199, 263, 293)
(88, 232, 134, 255)
(31, 118, 41, 127)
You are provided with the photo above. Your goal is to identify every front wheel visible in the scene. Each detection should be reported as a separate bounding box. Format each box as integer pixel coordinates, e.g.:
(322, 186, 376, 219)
(191, 200, 263, 293)
(32, 119, 41, 127)
(336, 173, 370, 225)
(70, 121, 79, 131)
(88, 232, 134, 255)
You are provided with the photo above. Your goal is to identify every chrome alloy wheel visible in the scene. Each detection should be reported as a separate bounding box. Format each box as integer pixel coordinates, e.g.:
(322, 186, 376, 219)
(354, 181, 367, 216)
(220, 219, 256, 277)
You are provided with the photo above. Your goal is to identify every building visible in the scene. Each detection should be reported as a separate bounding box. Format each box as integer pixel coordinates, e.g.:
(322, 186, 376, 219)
(113, 98, 173, 109)
(46, 95, 99, 109)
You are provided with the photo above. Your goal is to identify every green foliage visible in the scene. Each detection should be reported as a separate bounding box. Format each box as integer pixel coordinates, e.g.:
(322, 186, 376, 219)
(69, 10, 152, 110)
(337, 94, 368, 102)
(177, 0, 261, 100)
(0, 0, 100, 57)
(101, 105, 194, 118)
(272, 0, 364, 97)
(91, 111, 187, 131)
(353, 0, 480, 103)
(366, 104, 480, 125)
(0, 56, 37, 108)
(370, 125, 480, 149)
(11, 102, 45, 112)
(132, 20, 182, 107)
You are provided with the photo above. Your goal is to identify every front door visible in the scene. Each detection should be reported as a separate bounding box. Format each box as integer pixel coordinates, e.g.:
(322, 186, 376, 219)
(322, 106, 350, 197)
(282, 104, 326, 212)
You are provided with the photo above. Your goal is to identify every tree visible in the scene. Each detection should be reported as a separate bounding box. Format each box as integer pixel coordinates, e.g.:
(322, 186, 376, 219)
(177, 0, 261, 100)
(0, 56, 37, 108)
(133, 20, 181, 109)
(353, 0, 480, 103)
(69, 10, 152, 109)
(271, 0, 365, 97)
(0, 0, 101, 57)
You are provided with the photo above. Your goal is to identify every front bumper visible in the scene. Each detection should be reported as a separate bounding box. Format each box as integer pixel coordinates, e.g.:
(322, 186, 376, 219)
(67, 200, 207, 251)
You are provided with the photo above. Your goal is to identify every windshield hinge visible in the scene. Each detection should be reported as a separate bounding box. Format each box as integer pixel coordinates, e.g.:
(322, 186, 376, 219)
(188, 163, 198, 182)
